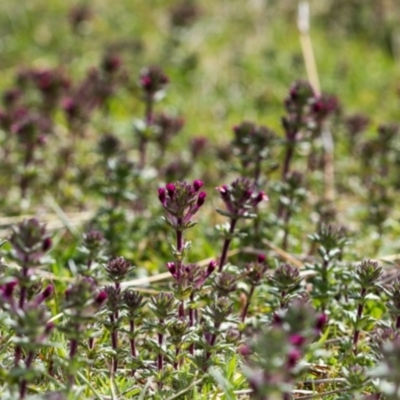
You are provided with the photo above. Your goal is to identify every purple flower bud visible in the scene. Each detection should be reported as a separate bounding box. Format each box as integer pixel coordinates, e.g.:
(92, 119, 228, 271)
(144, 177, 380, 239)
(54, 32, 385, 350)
(255, 191, 268, 204)
(216, 185, 229, 200)
(206, 260, 217, 275)
(42, 237, 52, 252)
(140, 76, 152, 89)
(166, 183, 176, 198)
(167, 262, 177, 276)
(287, 348, 301, 368)
(37, 134, 47, 146)
(62, 97, 78, 118)
(139, 66, 169, 96)
(289, 334, 305, 347)
(244, 189, 253, 199)
(197, 191, 206, 207)
(193, 179, 204, 192)
(315, 313, 328, 332)
(158, 188, 166, 204)
(257, 254, 266, 263)
(42, 285, 54, 300)
(45, 322, 55, 334)
(95, 290, 108, 306)
(2, 281, 18, 299)
(239, 344, 251, 357)
(102, 54, 122, 74)
(272, 312, 282, 326)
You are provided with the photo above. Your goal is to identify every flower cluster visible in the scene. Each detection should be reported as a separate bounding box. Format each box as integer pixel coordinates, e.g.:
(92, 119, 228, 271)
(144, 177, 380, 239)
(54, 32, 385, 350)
(242, 299, 327, 399)
(104, 256, 133, 283)
(158, 180, 206, 230)
(153, 112, 185, 151)
(62, 55, 126, 130)
(139, 66, 169, 100)
(231, 121, 277, 181)
(216, 177, 267, 220)
(10, 218, 52, 264)
(232, 121, 276, 161)
(311, 93, 339, 125)
(167, 260, 216, 290)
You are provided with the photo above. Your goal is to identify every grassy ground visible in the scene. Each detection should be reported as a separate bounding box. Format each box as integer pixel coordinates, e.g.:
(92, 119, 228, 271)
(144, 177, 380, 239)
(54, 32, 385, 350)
(1, 1, 400, 399)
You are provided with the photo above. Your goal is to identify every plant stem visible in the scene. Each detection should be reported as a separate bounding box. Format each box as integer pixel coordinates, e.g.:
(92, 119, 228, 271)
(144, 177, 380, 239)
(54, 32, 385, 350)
(282, 143, 294, 182)
(176, 229, 183, 281)
(68, 337, 79, 386)
(15, 263, 29, 366)
(173, 345, 181, 370)
(20, 146, 35, 199)
(353, 287, 366, 355)
(241, 286, 255, 323)
(280, 291, 287, 309)
(157, 319, 164, 380)
(282, 207, 292, 251)
(204, 322, 221, 369)
(218, 219, 237, 272)
(19, 350, 34, 399)
(189, 293, 195, 355)
(254, 156, 262, 187)
(178, 301, 185, 319)
(19, 263, 29, 309)
(175, 219, 186, 322)
(320, 259, 329, 313)
(130, 320, 137, 358)
(110, 314, 118, 373)
(278, 143, 295, 219)
(139, 96, 153, 169)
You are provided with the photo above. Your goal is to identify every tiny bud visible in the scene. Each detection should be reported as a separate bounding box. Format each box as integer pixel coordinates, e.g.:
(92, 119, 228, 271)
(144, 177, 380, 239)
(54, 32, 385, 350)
(239, 344, 251, 357)
(37, 135, 47, 146)
(287, 348, 301, 368)
(216, 185, 229, 198)
(42, 237, 52, 252)
(225, 327, 240, 344)
(102, 54, 121, 74)
(95, 290, 108, 305)
(207, 260, 217, 275)
(257, 254, 266, 263)
(45, 322, 55, 334)
(158, 188, 166, 204)
(2, 281, 18, 299)
(197, 191, 206, 207)
(272, 312, 282, 326)
(193, 179, 204, 192)
(244, 189, 253, 199)
(42, 285, 54, 300)
(255, 191, 268, 203)
(315, 313, 328, 332)
(289, 334, 305, 347)
(140, 76, 151, 88)
(167, 262, 177, 276)
(166, 183, 176, 198)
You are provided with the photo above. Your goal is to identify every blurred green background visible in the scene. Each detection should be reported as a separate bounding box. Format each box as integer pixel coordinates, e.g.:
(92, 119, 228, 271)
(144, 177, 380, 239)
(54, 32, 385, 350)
(1, 0, 399, 144)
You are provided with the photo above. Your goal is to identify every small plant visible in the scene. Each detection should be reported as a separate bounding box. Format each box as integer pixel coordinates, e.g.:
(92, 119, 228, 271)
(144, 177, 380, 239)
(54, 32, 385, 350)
(216, 177, 267, 272)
